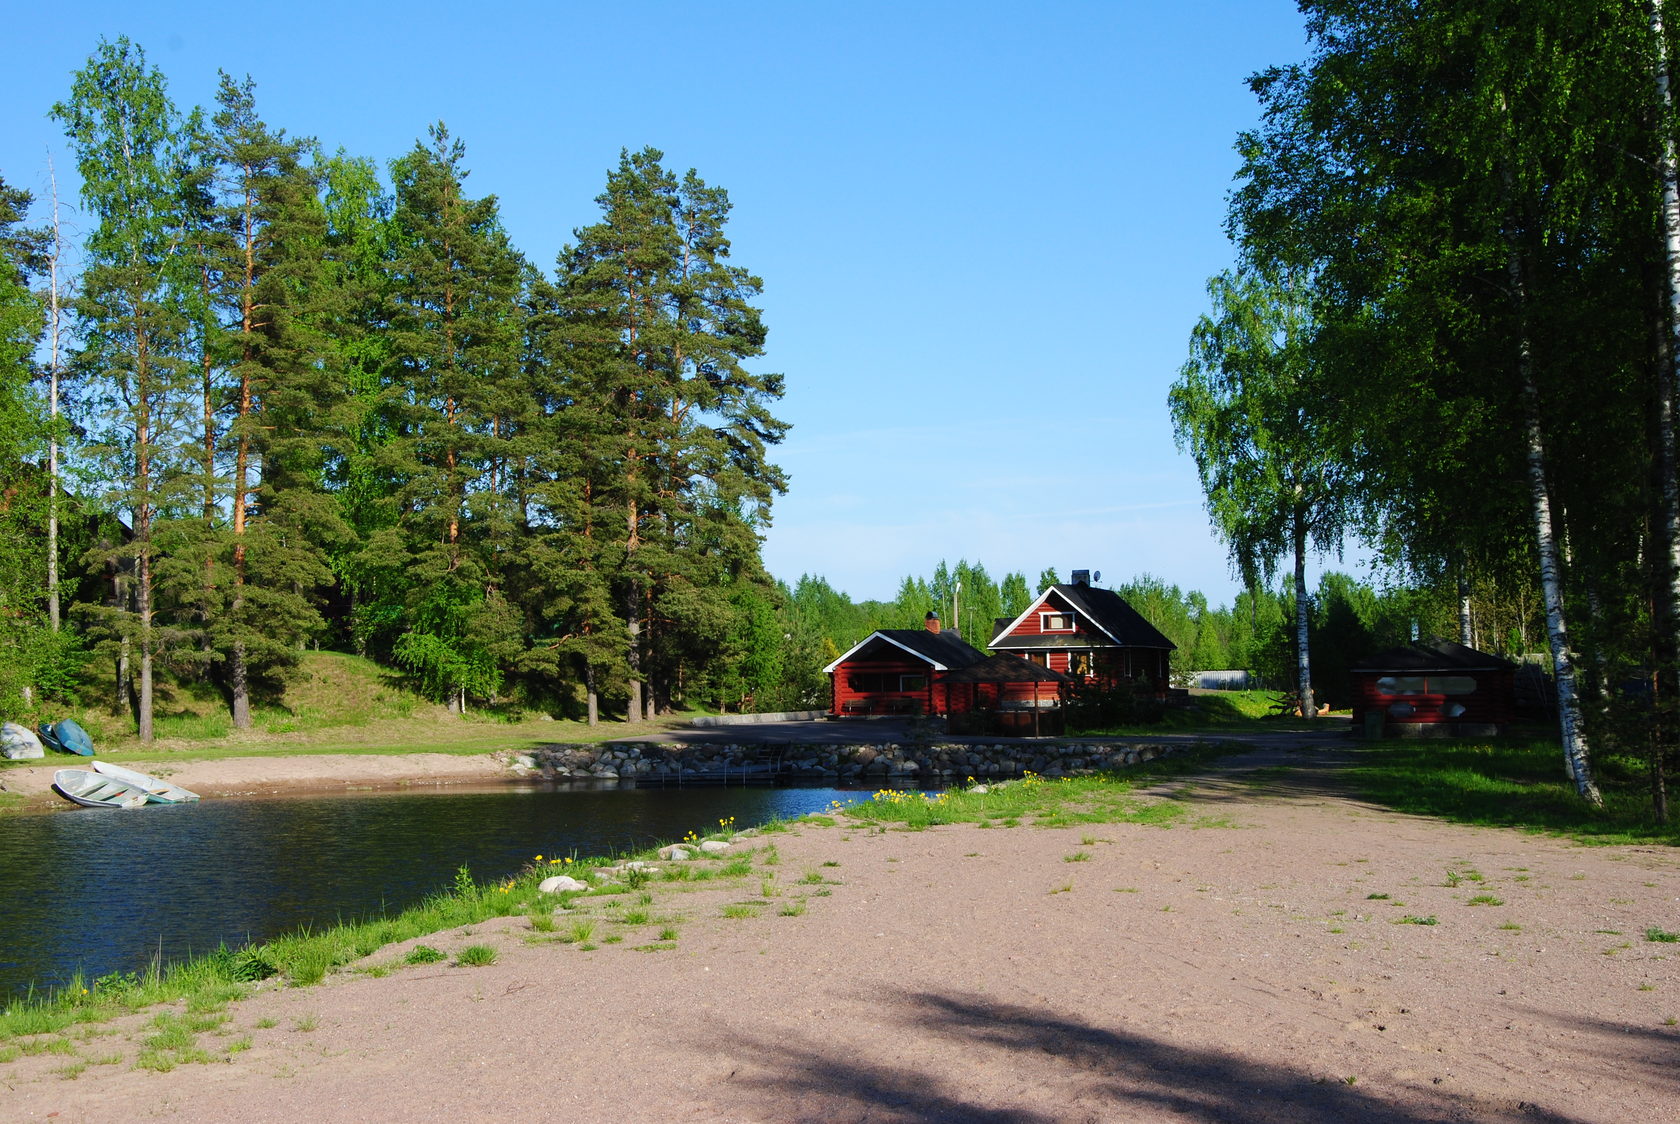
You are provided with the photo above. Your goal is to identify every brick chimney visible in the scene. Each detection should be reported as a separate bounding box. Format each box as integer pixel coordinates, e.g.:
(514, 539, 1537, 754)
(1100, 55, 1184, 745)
(924, 611, 942, 634)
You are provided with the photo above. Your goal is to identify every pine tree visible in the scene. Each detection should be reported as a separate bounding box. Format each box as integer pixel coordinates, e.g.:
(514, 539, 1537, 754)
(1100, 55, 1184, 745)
(555, 148, 786, 722)
(201, 72, 346, 725)
(52, 38, 196, 741)
(378, 124, 525, 712)
(0, 174, 50, 708)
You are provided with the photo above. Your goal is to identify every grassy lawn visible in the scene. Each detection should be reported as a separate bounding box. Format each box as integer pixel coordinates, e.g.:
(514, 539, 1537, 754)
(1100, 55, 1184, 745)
(1348, 738, 1679, 847)
(4, 650, 695, 767)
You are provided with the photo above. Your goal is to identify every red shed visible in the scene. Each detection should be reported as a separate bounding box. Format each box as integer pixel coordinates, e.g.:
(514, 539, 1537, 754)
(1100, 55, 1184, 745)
(1351, 640, 1517, 738)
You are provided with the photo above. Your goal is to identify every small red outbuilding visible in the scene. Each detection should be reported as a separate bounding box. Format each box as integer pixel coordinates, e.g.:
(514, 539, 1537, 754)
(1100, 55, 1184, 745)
(1350, 639, 1517, 738)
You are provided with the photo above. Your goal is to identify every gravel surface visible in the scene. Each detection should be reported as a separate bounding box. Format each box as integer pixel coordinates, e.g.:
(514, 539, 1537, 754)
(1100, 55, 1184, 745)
(4, 742, 1677, 1122)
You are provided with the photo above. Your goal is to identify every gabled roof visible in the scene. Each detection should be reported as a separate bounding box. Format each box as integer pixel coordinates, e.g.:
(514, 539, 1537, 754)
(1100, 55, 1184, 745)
(1352, 639, 1516, 673)
(990, 584, 1177, 651)
(822, 628, 989, 674)
(940, 653, 1075, 684)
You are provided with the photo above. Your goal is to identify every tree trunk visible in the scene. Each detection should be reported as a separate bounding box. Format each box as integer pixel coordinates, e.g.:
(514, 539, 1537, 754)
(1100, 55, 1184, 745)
(625, 580, 643, 724)
(1649, 0, 1680, 821)
(585, 660, 598, 727)
(46, 157, 64, 634)
(1507, 229, 1602, 803)
(1458, 567, 1473, 648)
(1293, 507, 1317, 719)
(230, 642, 251, 729)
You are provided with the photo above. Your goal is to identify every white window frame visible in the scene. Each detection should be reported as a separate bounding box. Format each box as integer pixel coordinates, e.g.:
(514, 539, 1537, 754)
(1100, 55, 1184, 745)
(1040, 612, 1075, 632)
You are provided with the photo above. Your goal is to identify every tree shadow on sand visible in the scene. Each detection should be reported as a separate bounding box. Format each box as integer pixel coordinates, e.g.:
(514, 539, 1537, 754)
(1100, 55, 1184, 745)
(705, 989, 1574, 1123)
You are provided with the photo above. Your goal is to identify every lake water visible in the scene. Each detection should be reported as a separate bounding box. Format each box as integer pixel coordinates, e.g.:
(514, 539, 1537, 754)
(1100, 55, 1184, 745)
(0, 780, 906, 997)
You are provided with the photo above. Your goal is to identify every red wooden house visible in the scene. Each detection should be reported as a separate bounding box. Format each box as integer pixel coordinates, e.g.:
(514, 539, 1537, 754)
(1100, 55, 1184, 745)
(1350, 639, 1516, 737)
(824, 612, 1072, 719)
(988, 572, 1176, 690)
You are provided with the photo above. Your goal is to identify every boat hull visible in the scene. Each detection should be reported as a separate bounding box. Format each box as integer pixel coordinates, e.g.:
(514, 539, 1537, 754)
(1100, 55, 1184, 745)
(52, 769, 148, 809)
(91, 761, 200, 804)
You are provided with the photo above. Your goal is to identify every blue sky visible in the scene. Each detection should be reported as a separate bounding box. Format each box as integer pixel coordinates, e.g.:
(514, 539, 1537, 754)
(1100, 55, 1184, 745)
(2, 1, 1330, 607)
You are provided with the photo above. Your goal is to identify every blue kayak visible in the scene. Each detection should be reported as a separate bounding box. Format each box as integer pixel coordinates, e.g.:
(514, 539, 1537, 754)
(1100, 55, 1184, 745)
(39, 718, 95, 756)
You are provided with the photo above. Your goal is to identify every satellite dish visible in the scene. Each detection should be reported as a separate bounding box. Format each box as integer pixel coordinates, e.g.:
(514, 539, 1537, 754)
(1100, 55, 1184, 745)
(1093, 570, 1102, 583)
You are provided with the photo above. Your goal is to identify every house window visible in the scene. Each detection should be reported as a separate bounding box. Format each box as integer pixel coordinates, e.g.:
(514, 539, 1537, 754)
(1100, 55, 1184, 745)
(1040, 613, 1074, 632)
(846, 671, 927, 693)
(1027, 652, 1048, 667)
(1068, 652, 1091, 677)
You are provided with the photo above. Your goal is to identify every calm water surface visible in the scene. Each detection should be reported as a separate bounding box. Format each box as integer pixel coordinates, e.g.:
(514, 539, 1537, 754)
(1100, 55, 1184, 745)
(0, 781, 907, 996)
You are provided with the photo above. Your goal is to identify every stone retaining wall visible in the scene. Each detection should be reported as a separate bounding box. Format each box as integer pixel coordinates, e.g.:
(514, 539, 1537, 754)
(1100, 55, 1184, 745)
(510, 740, 1191, 782)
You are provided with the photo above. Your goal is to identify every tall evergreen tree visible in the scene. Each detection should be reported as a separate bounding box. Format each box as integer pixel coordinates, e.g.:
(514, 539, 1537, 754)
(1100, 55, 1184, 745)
(200, 72, 345, 725)
(52, 38, 196, 741)
(377, 124, 525, 712)
(554, 147, 786, 721)
(0, 174, 50, 708)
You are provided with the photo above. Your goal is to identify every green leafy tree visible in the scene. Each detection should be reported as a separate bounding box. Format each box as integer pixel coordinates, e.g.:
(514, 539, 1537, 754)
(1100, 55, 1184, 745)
(1171, 268, 1347, 718)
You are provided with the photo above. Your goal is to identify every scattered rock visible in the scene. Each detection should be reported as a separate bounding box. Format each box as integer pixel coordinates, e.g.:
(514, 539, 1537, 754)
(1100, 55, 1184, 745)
(538, 875, 589, 894)
(657, 845, 694, 861)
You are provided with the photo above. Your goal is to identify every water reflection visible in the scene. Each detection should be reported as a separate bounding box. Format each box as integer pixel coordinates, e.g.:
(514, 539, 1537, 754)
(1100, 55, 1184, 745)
(0, 781, 908, 996)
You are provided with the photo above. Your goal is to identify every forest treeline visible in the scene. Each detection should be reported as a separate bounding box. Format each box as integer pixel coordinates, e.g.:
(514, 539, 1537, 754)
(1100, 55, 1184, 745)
(1172, 0, 1680, 812)
(0, 38, 789, 735)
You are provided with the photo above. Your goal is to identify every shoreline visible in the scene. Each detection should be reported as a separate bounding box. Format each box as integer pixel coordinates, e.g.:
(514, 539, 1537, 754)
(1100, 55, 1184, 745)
(0, 751, 515, 811)
(0, 743, 1673, 1121)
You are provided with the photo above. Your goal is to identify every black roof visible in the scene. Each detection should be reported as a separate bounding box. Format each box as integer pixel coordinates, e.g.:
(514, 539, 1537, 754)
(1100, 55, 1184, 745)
(859, 629, 988, 670)
(1352, 639, 1516, 673)
(992, 584, 1177, 651)
(941, 653, 1075, 684)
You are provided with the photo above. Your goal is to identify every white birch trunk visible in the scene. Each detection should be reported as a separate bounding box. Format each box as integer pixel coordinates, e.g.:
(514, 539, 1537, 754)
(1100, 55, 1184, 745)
(1458, 568, 1473, 648)
(1650, 0, 1680, 744)
(1508, 244, 1602, 804)
(1293, 508, 1317, 719)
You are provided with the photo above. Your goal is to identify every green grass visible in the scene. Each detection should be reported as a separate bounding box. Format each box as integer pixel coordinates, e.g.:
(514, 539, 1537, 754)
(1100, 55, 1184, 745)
(834, 749, 1240, 833)
(1646, 927, 1680, 943)
(1349, 739, 1680, 846)
(0, 651, 715, 773)
(454, 945, 497, 967)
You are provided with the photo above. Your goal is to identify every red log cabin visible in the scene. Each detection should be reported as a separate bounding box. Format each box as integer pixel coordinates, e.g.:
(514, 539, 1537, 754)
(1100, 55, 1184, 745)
(987, 572, 1175, 691)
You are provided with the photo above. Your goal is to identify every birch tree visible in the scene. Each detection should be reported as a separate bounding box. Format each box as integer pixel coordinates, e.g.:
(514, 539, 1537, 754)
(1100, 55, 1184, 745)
(1170, 268, 1346, 718)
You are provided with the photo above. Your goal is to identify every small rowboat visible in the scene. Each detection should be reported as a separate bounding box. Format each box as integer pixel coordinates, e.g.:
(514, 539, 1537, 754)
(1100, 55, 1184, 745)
(91, 761, 200, 804)
(39, 718, 95, 756)
(52, 769, 149, 809)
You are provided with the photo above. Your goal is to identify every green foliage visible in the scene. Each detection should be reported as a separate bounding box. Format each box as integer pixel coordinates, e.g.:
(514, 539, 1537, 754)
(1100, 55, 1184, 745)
(1350, 740, 1680, 846)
